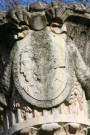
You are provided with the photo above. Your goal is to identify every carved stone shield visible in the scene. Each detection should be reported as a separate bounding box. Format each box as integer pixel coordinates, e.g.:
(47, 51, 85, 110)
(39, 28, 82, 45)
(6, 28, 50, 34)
(13, 29, 74, 108)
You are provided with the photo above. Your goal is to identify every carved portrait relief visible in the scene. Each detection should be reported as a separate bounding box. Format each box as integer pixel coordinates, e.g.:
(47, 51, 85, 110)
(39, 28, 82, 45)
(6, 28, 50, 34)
(12, 23, 75, 108)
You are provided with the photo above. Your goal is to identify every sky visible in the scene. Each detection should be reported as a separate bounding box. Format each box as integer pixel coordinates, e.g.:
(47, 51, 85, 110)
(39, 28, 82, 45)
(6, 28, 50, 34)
(61, 0, 90, 6)
(27, 0, 90, 6)
(0, 0, 90, 11)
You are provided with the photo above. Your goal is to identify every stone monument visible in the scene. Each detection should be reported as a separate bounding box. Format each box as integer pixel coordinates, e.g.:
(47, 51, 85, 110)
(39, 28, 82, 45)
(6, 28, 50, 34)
(0, 1, 90, 135)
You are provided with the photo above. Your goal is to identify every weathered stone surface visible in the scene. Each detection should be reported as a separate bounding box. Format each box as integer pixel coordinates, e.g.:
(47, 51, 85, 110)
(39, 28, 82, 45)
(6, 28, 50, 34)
(29, 11, 48, 30)
(0, 12, 7, 24)
(51, 1, 67, 8)
(86, 7, 90, 13)
(0, 1, 90, 135)
(74, 3, 86, 13)
(29, 2, 51, 11)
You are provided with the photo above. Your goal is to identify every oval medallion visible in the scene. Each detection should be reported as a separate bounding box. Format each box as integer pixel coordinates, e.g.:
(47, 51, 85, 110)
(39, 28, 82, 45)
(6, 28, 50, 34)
(13, 29, 74, 108)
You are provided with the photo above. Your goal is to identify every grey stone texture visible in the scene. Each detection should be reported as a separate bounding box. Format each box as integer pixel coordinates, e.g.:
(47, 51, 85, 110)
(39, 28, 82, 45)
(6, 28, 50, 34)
(0, 1, 90, 135)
